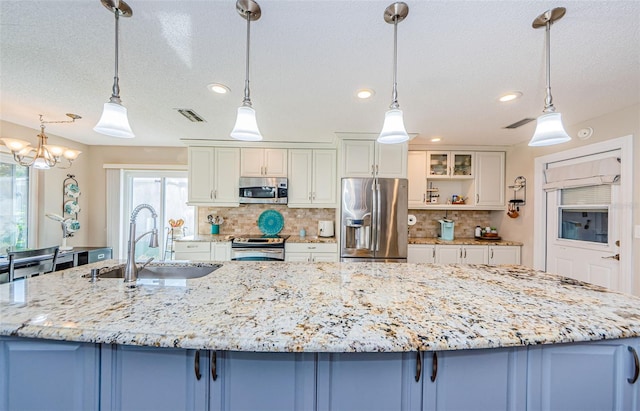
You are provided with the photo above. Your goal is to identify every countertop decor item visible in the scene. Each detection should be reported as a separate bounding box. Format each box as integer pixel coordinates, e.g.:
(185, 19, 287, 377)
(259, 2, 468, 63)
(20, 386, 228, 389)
(258, 209, 284, 235)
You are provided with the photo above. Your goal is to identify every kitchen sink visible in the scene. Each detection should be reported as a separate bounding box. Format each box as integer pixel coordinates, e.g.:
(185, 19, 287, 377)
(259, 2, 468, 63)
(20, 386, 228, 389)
(85, 264, 222, 280)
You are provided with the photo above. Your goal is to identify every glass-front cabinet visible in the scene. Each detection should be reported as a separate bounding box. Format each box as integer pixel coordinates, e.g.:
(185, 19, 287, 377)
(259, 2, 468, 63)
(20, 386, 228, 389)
(427, 151, 474, 179)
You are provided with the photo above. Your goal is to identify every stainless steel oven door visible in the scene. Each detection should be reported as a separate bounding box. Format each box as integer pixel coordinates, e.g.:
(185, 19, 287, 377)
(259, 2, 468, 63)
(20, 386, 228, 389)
(231, 248, 285, 261)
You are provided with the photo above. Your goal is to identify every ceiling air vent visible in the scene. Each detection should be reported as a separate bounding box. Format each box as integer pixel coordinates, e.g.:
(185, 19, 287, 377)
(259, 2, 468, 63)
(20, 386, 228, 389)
(175, 109, 206, 122)
(504, 118, 535, 129)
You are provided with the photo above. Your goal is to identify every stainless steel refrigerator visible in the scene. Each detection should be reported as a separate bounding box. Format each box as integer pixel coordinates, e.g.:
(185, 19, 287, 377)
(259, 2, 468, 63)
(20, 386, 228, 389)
(340, 177, 408, 262)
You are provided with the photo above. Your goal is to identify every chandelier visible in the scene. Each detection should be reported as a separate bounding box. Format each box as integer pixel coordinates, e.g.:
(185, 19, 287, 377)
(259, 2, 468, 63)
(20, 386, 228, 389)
(0, 114, 82, 169)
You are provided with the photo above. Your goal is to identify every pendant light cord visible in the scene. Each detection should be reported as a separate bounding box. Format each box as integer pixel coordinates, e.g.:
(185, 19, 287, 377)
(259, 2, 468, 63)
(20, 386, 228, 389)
(390, 16, 399, 109)
(543, 20, 555, 113)
(111, 8, 121, 101)
(242, 11, 252, 107)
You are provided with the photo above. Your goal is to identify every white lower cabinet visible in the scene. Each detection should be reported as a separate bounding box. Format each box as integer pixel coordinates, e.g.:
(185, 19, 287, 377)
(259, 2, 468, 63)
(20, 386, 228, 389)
(422, 347, 527, 411)
(0, 337, 99, 411)
(174, 241, 231, 261)
(411, 244, 521, 265)
(210, 351, 316, 411)
(285, 243, 338, 262)
(435, 244, 488, 264)
(174, 241, 211, 261)
(212, 242, 231, 261)
(317, 352, 422, 411)
(489, 245, 521, 265)
(408, 244, 436, 263)
(527, 338, 640, 411)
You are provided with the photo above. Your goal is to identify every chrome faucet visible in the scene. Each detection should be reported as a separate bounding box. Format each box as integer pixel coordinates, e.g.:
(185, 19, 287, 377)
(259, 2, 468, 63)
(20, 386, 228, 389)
(123, 204, 159, 283)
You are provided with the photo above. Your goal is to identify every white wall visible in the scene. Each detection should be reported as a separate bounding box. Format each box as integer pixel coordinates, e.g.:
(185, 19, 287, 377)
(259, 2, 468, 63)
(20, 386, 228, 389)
(494, 104, 640, 295)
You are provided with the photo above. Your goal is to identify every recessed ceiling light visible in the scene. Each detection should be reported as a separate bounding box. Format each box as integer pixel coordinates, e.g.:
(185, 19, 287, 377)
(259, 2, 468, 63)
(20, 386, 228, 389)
(498, 91, 523, 102)
(431, 137, 441, 142)
(356, 89, 375, 99)
(208, 83, 230, 94)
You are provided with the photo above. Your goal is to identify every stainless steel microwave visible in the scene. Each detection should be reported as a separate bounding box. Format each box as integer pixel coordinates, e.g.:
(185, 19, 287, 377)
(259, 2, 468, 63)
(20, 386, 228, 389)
(239, 177, 288, 204)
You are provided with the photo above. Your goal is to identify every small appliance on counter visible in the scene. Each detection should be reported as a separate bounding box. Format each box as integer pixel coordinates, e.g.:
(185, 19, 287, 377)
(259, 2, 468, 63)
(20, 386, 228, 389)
(318, 220, 334, 237)
(438, 219, 455, 241)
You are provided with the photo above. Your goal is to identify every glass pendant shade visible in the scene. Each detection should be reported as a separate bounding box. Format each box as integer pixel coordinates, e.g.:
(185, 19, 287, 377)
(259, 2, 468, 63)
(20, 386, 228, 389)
(230, 106, 262, 141)
(33, 157, 50, 170)
(94, 102, 135, 139)
(378, 109, 409, 144)
(528, 112, 571, 146)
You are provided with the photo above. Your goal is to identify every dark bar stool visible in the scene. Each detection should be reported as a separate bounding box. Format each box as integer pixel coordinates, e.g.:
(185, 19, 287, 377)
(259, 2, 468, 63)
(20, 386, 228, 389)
(7, 246, 60, 282)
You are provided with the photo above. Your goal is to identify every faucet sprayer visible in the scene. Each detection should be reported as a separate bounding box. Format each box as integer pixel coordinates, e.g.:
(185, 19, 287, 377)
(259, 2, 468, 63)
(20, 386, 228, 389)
(123, 204, 159, 283)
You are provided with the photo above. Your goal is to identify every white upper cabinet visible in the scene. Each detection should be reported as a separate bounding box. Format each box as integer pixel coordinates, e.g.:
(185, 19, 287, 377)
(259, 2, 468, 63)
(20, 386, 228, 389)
(288, 149, 337, 208)
(188, 147, 239, 206)
(341, 140, 407, 178)
(475, 151, 505, 207)
(408, 151, 428, 208)
(427, 151, 474, 179)
(240, 148, 287, 177)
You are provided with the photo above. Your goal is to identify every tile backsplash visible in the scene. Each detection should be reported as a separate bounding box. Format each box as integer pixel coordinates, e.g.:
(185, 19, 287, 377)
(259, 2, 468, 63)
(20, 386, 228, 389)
(197, 205, 337, 236)
(197, 205, 491, 239)
(408, 209, 492, 238)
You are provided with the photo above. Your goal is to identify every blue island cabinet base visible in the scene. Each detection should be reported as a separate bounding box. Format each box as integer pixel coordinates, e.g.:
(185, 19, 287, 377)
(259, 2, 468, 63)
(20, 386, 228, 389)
(527, 338, 640, 411)
(0, 337, 99, 411)
(100, 344, 207, 411)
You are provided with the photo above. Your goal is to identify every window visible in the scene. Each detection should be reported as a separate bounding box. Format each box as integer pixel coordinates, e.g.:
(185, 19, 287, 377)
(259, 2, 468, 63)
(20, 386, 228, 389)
(0, 154, 30, 253)
(123, 170, 194, 261)
(558, 185, 610, 244)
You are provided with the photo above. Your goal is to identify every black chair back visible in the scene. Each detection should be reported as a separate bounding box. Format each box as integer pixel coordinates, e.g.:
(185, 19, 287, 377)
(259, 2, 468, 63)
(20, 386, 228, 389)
(7, 246, 60, 282)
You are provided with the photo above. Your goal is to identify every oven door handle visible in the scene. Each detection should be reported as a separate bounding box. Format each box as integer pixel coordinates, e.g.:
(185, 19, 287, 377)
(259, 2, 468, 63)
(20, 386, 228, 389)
(233, 249, 283, 254)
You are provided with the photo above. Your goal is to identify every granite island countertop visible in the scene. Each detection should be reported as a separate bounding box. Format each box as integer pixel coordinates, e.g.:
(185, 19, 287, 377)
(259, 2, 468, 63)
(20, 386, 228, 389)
(1, 261, 639, 352)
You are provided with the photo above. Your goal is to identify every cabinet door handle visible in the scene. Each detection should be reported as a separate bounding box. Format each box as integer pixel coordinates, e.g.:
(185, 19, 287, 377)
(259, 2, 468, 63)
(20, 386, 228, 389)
(371, 165, 375, 176)
(449, 167, 452, 176)
(464, 249, 467, 258)
(194, 350, 202, 380)
(309, 192, 312, 200)
(97, 254, 105, 259)
(432, 248, 435, 258)
(423, 194, 426, 202)
(476, 194, 479, 203)
(375, 165, 379, 175)
(210, 190, 214, 199)
(312, 192, 315, 200)
(430, 352, 438, 382)
(460, 249, 463, 259)
(211, 351, 218, 381)
(491, 249, 494, 259)
(629, 346, 639, 384)
(415, 351, 422, 382)
(214, 190, 217, 199)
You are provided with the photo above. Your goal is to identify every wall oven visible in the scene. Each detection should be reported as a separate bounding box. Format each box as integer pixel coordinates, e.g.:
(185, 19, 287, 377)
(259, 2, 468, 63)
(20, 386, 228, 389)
(239, 177, 288, 204)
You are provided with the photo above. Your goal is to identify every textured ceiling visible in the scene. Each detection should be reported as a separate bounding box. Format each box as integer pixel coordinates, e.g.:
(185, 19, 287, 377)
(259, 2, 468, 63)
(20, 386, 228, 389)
(1, 1, 638, 147)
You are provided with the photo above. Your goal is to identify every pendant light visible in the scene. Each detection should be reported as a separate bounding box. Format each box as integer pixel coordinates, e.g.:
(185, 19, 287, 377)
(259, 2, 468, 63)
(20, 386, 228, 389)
(94, 0, 135, 139)
(378, 2, 409, 145)
(230, 0, 262, 141)
(528, 7, 571, 147)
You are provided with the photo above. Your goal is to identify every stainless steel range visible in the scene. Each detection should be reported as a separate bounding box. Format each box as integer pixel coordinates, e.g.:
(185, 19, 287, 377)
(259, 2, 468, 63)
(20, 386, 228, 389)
(230, 235, 289, 261)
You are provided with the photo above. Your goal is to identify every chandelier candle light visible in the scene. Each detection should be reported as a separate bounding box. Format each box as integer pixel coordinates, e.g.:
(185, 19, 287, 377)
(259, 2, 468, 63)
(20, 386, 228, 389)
(528, 7, 571, 147)
(94, 0, 135, 139)
(378, 2, 410, 145)
(1, 114, 82, 169)
(230, 0, 263, 141)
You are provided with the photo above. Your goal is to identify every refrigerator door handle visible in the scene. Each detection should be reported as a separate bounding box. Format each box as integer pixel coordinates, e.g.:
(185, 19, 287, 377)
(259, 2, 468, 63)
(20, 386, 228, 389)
(376, 181, 382, 252)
